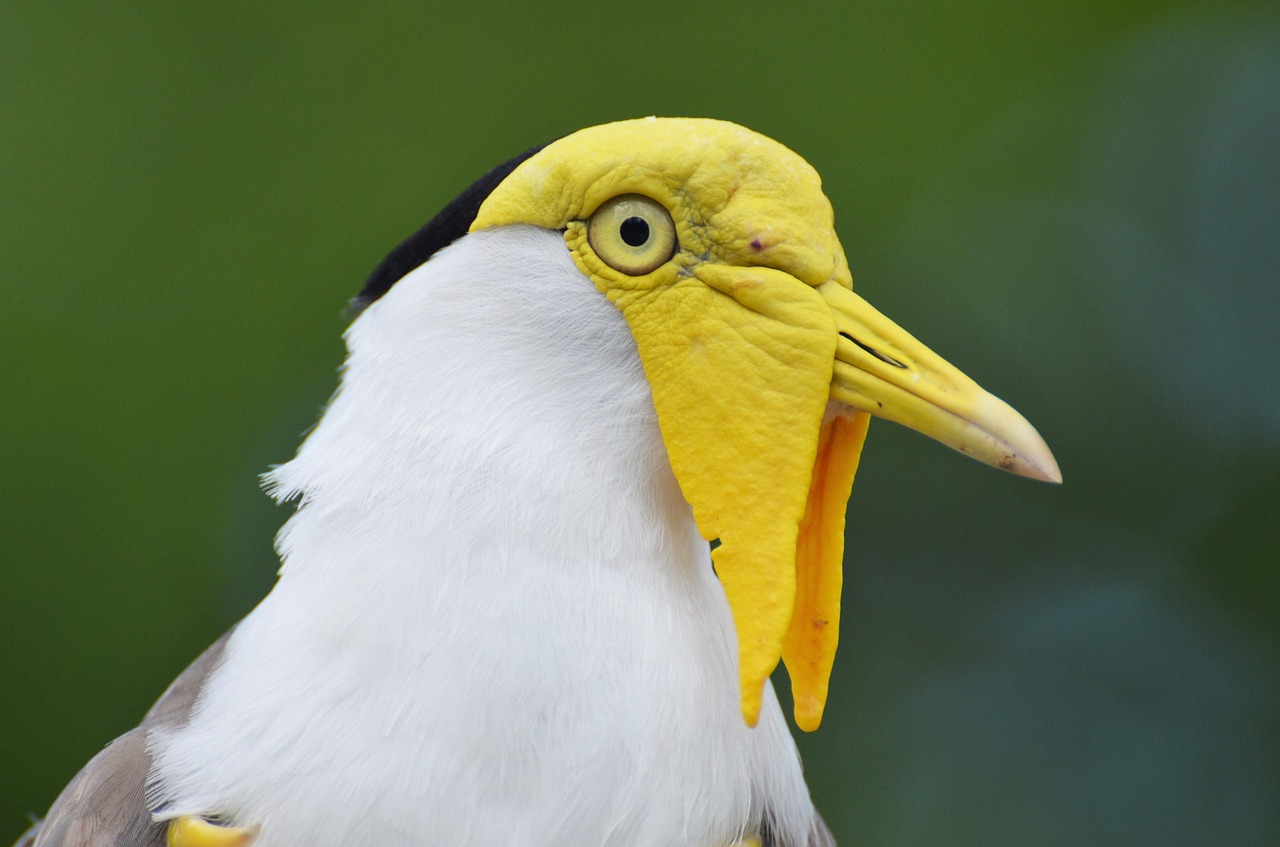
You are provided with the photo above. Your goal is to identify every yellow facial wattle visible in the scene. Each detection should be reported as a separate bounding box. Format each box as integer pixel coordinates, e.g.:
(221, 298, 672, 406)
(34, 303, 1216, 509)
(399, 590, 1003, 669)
(472, 117, 1059, 730)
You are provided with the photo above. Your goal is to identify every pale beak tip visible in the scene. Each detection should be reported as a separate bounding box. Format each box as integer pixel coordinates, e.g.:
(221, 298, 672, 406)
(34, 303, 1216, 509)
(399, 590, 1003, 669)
(1039, 452, 1063, 485)
(974, 393, 1062, 484)
(1002, 424, 1062, 484)
(1014, 449, 1063, 484)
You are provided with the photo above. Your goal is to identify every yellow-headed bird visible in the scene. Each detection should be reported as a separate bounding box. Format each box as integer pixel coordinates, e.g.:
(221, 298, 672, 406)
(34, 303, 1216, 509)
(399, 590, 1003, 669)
(16, 118, 1059, 847)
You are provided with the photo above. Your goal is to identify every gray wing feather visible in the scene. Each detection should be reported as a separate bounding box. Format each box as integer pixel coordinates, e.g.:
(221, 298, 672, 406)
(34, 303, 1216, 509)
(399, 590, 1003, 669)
(17, 629, 235, 847)
(22, 627, 838, 847)
(23, 730, 159, 847)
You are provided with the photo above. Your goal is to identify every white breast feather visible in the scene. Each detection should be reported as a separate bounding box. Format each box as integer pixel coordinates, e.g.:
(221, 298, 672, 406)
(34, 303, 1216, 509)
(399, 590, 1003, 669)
(145, 227, 817, 847)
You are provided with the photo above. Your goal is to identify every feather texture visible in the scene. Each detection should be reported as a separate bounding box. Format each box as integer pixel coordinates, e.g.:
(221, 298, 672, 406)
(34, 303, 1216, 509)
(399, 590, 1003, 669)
(144, 227, 819, 847)
(19, 632, 234, 847)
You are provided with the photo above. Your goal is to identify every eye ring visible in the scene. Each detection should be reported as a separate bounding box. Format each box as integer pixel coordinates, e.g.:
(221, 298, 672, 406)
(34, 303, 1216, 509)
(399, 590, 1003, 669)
(587, 194, 677, 276)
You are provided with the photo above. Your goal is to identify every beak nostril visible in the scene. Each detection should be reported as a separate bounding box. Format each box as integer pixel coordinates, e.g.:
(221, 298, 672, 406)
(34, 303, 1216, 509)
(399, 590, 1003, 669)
(839, 332, 907, 369)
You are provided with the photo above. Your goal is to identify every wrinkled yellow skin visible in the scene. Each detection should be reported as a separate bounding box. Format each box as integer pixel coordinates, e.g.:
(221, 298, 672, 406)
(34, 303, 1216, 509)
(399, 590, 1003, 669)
(474, 118, 861, 727)
(149, 118, 1058, 847)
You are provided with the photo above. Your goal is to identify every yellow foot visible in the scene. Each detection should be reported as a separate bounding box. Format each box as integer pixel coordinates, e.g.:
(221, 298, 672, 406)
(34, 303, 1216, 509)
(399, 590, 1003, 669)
(167, 816, 260, 847)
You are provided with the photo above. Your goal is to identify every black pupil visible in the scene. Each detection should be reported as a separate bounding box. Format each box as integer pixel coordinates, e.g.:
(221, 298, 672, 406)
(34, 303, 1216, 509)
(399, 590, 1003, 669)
(619, 216, 650, 247)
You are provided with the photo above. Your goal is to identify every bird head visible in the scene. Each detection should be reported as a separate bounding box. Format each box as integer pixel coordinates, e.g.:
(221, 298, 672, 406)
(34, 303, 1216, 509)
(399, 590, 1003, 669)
(469, 117, 1059, 731)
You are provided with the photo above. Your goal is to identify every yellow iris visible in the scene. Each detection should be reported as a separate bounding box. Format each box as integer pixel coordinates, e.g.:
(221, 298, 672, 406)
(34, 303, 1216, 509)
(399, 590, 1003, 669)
(473, 118, 1059, 729)
(586, 194, 677, 276)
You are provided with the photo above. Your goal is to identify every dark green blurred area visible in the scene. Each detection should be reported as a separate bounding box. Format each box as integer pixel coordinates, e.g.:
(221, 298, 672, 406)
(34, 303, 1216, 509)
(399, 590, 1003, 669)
(3, 2, 1277, 845)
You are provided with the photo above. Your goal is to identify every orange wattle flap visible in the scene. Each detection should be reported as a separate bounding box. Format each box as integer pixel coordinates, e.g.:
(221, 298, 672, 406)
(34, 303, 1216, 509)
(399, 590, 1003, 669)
(782, 411, 870, 731)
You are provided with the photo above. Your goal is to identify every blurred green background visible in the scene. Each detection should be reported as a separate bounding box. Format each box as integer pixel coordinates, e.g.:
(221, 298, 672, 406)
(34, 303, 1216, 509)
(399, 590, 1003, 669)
(3, 2, 1277, 845)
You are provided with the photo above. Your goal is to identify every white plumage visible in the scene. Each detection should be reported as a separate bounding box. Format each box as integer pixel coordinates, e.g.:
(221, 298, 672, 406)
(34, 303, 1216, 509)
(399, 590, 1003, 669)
(145, 227, 817, 847)
(20, 117, 1059, 847)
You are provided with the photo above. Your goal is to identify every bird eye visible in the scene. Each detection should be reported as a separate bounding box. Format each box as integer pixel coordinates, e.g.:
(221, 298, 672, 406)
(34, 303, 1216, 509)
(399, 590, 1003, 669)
(587, 194, 677, 276)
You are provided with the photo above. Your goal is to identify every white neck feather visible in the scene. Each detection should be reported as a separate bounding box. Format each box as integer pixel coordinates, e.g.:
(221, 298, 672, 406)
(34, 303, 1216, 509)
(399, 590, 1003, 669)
(269, 226, 693, 598)
(148, 227, 815, 847)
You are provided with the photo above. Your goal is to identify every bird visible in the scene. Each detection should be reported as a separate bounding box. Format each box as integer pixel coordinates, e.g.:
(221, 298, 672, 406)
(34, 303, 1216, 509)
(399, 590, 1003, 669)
(14, 117, 1060, 847)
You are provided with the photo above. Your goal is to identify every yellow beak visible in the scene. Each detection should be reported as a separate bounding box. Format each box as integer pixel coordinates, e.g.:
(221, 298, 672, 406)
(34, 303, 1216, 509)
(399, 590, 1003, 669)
(467, 116, 1061, 732)
(820, 281, 1061, 484)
